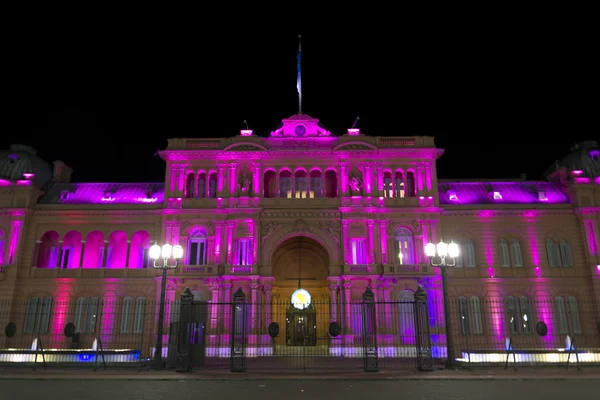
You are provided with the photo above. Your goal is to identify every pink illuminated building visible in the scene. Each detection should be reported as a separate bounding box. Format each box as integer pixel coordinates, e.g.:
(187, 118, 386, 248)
(0, 127, 599, 363)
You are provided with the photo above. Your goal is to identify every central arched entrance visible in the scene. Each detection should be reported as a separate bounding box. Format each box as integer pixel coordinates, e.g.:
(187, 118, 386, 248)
(271, 236, 330, 349)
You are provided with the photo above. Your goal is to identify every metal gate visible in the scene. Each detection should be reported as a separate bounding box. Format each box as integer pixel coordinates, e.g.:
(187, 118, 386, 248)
(174, 286, 433, 373)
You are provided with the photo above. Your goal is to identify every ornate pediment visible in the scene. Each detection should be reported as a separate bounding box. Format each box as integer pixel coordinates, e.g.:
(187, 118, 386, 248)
(223, 142, 267, 152)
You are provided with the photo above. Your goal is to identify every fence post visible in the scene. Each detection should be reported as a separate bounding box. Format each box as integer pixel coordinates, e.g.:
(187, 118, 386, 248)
(414, 285, 433, 371)
(230, 288, 246, 372)
(362, 287, 379, 372)
(175, 288, 194, 373)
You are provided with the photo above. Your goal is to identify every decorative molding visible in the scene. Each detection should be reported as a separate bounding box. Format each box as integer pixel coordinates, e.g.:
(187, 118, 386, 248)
(333, 143, 377, 151)
(166, 278, 178, 291)
(161, 149, 444, 160)
(223, 142, 268, 152)
(260, 222, 280, 244)
(260, 211, 341, 219)
(442, 210, 575, 217)
(319, 221, 341, 245)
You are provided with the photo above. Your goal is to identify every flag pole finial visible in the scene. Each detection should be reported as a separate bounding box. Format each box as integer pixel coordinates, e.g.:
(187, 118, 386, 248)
(296, 35, 302, 114)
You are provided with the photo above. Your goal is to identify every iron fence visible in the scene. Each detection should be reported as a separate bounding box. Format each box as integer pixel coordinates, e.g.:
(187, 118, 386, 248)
(447, 297, 600, 369)
(1, 293, 599, 372)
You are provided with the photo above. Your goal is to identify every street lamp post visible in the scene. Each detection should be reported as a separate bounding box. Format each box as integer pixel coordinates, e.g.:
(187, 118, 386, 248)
(149, 242, 183, 370)
(424, 240, 459, 367)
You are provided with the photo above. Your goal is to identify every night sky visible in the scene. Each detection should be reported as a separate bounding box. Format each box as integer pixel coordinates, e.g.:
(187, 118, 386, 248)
(5, 25, 595, 184)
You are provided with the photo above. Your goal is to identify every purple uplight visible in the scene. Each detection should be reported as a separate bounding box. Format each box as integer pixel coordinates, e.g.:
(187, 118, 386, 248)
(42, 183, 164, 205)
(571, 170, 583, 175)
(574, 177, 590, 184)
(597, 265, 600, 273)
(487, 267, 494, 278)
(535, 267, 541, 278)
(438, 182, 569, 205)
(240, 130, 253, 136)
(23, 172, 34, 178)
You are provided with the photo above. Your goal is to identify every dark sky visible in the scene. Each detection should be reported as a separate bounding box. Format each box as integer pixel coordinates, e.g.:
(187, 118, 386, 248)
(4, 21, 595, 183)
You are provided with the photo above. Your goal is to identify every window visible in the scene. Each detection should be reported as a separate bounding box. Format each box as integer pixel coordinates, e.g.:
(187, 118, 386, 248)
(383, 171, 393, 198)
(197, 172, 206, 198)
(309, 170, 322, 198)
(279, 170, 292, 198)
(398, 290, 415, 337)
(499, 240, 510, 267)
(454, 240, 463, 267)
(464, 240, 476, 267)
(559, 240, 573, 267)
(470, 297, 483, 334)
(133, 297, 146, 334)
(457, 296, 483, 335)
(208, 172, 217, 198)
(234, 238, 253, 265)
(350, 238, 367, 264)
(137, 247, 150, 269)
(48, 246, 59, 268)
(458, 297, 470, 335)
(60, 246, 73, 269)
(85, 297, 99, 334)
(294, 170, 307, 198)
(567, 296, 581, 334)
(105, 247, 113, 268)
(23, 296, 53, 334)
(554, 296, 568, 334)
(188, 229, 209, 265)
(73, 297, 86, 333)
(546, 239, 573, 267)
(500, 239, 523, 267)
(394, 228, 414, 264)
(506, 296, 533, 334)
(185, 173, 195, 198)
(120, 297, 133, 333)
(394, 171, 405, 198)
(511, 240, 523, 267)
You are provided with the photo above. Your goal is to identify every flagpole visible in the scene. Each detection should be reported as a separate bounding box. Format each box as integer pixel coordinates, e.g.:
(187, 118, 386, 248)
(297, 34, 302, 114)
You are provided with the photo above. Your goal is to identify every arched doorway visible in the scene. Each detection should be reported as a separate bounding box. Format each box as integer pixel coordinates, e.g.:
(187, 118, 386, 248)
(271, 236, 330, 348)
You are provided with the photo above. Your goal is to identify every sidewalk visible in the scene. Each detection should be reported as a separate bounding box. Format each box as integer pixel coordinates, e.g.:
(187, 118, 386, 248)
(1, 368, 599, 380)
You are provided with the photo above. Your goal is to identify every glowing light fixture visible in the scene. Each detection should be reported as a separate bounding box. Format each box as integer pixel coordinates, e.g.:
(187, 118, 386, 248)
(291, 288, 311, 310)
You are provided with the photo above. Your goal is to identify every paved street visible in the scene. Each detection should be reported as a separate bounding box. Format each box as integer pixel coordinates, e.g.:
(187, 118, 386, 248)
(1, 379, 599, 400)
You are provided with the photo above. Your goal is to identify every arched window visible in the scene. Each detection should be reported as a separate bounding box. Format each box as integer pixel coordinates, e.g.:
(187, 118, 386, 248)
(208, 172, 218, 198)
(263, 170, 277, 198)
(185, 173, 195, 198)
(398, 290, 415, 339)
(188, 229, 208, 266)
(279, 170, 292, 198)
(405, 171, 416, 197)
(394, 228, 414, 265)
(499, 240, 510, 267)
(511, 240, 523, 267)
(309, 170, 322, 198)
(197, 172, 207, 198)
(383, 171, 393, 198)
(394, 171, 404, 198)
(324, 170, 338, 198)
(294, 170, 307, 198)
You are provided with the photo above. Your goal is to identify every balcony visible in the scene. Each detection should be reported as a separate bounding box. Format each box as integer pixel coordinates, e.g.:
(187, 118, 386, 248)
(29, 267, 157, 279)
(181, 198, 219, 209)
(382, 264, 433, 275)
(260, 197, 340, 208)
(174, 264, 220, 276)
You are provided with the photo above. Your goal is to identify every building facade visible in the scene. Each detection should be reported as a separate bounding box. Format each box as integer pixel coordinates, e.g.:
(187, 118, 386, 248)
(1, 114, 599, 366)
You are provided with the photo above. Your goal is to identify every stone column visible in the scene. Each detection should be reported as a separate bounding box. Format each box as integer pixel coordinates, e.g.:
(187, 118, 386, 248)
(55, 240, 63, 269)
(339, 161, 348, 197)
(328, 281, 339, 323)
(252, 222, 259, 266)
(79, 240, 86, 268)
(250, 280, 261, 334)
(217, 164, 227, 198)
(229, 162, 238, 197)
(226, 221, 235, 265)
(102, 240, 109, 268)
(263, 285, 273, 329)
(221, 282, 233, 334)
(7, 219, 23, 265)
(342, 281, 352, 334)
(366, 219, 375, 265)
(124, 240, 132, 268)
(379, 219, 388, 265)
(214, 221, 223, 264)
(209, 280, 221, 330)
(252, 162, 262, 197)
(341, 220, 350, 265)
(32, 240, 41, 268)
(376, 163, 384, 196)
(364, 162, 373, 195)
(177, 166, 186, 195)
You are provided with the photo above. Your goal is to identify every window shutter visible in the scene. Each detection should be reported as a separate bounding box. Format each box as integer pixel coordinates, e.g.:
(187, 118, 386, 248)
(38, 297, 53, 334)
(554, 297, 568, 334)
(470, 296, 483, 335)
(546, 240, 558, 267)
(560, 241, 573, 267)
(511, 240, 523, 267)
(567, 296, 581, 334)
(120, 297, 132, 333)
